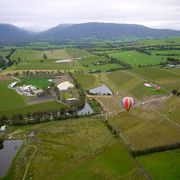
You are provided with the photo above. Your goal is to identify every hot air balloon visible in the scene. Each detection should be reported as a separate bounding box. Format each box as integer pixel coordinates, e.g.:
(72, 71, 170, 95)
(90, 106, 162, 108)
(122, 97, 134, 111)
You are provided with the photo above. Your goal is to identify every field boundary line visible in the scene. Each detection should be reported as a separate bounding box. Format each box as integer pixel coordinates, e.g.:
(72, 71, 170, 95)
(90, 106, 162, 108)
(151, 107, 180, 128)
(126, 70, 170, 93)
(22, 145, 37, 180)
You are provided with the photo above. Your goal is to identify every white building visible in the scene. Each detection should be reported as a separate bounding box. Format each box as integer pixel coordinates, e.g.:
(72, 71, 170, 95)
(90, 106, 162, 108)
(0, 125, 7, 132)
(57, 81, 74, 91)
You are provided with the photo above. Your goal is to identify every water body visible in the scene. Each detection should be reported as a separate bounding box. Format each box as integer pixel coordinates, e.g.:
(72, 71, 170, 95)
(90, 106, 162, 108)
(89, 84, 113, 95)
(78, 102, 94, 116)
(0, 140, 23, 178)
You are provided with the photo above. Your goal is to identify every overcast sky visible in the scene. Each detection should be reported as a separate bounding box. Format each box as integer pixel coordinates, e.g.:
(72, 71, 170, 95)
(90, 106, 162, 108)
(0, 0, 180, 31)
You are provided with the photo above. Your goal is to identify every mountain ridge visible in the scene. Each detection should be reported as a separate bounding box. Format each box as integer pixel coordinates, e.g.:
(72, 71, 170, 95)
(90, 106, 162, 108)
(0, 22, 180, 45)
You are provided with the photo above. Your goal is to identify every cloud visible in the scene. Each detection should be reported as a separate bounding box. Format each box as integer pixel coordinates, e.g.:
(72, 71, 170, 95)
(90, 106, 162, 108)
(0, 0, 180, 31)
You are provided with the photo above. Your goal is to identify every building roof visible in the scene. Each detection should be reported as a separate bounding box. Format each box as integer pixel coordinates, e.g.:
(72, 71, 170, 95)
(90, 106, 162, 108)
(0, 125, 7, 131)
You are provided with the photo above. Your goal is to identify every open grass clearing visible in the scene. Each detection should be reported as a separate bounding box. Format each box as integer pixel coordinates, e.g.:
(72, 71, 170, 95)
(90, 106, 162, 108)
(0, 79, 27, 111)
(137, 149, 180, 180)
(74, 73, 101, 90)
(108, 107, 180, 150)
(5, 118, 118, 179)
(109, 50, 165, 66)
(61, 144, 146, 180)
(19, 76, 53, 89)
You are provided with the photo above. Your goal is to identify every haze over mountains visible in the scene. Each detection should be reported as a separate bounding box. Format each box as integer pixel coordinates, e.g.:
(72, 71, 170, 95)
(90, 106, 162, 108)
(0, 22, 180, 45)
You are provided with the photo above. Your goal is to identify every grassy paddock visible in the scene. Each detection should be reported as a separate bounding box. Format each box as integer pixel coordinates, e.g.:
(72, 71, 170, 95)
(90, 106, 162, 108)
(0, 79, 26, 111)
(108, 107, 180, 150)
(137, 149, 180, 180)
(0, 101, 63, 117)
(74, 73, 101, 90)
(19, 76, 53, 89)
(5, 118, 117, 179)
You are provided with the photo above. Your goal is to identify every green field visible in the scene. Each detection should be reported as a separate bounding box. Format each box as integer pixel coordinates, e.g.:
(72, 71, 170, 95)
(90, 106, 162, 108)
(0, 49, 11, 57)
(0, 100, 63, 117)
(10, 49, 90, 70)
(0, 79, 63, 116)
(159, 96, 180, 124)
(66, 48, 90, 58)
(108, 107, 180, 150)
(74, 73, 101, 90)
(137, 149, 180, 180)
(62, 144, 145, 179)
(130, 67, 180, 91)
(19, 76, 53, 89)
(109, 50, 165, 66)
(101, 70, 166, 98)
(0, 79, 26, 111)
(4, 118, 121, 179)
(1, 38, 180, 180)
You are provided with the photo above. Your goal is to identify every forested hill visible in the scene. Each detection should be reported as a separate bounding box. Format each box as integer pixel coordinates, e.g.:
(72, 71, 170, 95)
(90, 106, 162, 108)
(0, 22, 180, 44)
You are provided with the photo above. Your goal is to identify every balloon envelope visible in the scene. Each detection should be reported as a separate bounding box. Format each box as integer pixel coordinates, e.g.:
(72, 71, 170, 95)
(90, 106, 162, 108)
(122, 97, 134, 111)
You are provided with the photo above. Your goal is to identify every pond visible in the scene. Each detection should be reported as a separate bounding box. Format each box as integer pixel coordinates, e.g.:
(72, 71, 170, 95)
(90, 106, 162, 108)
(89, 84, 113, 95)
(78, 102, 94, 116)
(0, 140, 23, 178)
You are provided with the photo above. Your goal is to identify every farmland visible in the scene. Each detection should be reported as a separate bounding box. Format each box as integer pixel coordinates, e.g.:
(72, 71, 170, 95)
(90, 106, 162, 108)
(3, 118, 117, 179)
(19, 76, 53, 89)
(108, 50, 165, 66)
(0, 101, 63, 117)
(0, 37, 180, 180)
(0, 78, 63, 117)
(0, 79, 26, 111)
(74, 73, 101, 90)
(130, 67, 180, 91)
(108, 106, 180, 150)
(137, 149, 180, 180)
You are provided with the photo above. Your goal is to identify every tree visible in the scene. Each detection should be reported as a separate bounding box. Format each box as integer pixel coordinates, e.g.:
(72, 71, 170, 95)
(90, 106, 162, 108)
(172, 90, 177, 95)
(43, 54, 47, 59)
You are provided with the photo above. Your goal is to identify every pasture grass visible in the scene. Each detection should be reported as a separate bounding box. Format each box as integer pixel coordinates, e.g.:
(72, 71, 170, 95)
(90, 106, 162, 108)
(137, 149, 180, 180)
(108, 107, 180, 150)
(7, 118, 117, 179)
(61, 144, 139, 179)
(74, 73, 101, 90)
(109, 50, 165, 66)
(130, 67, 180, 91)
(0, 79, 26, 111)
(0, 101, 63, 117)
(19, 76, 53, 89)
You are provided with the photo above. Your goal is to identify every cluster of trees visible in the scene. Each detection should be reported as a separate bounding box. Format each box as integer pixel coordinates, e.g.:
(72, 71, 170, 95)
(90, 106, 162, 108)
(156, 53, 178, 56)
(3, 70, 65, 77)
(0, 107, 79, 126)
(172, 90, 180, 96)
(160, 57, 180, 67)
(105, 55, 132, 70)
(0, 56, 7, 68)
(0, 137, 4, 149)
(131, 143, 180, 157)
(69, 73, 86, 111)
(135, 48, 151, 55)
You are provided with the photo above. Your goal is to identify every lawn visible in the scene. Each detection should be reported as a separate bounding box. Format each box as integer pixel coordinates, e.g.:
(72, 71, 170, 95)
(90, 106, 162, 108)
(130, 67, 180, 91)
(4, 118, 118, 179)
(66, 48, 90, 58)
(74, 73, 101, 90)
(0, 79, 26, 111)
(109, 50, 165, 66)
(0, 101, 63, 117)
(137, 149, 180, 180)
(0, 50, 11, 57)
(19, 76, 53, 89)
(61, 144, 145, 179)
(159, 96, 180, 124)
(101, 70, 166, 98)
(108, 107, 180, 150)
